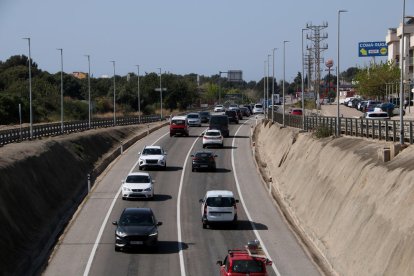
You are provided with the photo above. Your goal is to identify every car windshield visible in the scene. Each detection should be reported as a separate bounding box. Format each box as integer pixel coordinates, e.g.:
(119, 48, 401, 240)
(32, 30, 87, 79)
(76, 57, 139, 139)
(195, 152, 213, 158)
(119, 212, 154, 226)
(142, 148, 162, 155)
(206, 196, 234, 207)
(187, 114, 199, 118)
(232, 260, 264, 273)
(126, 175, 150, 183)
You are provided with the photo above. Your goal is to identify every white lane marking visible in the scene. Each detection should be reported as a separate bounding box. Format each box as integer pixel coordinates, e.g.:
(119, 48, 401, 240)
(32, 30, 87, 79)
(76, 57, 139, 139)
(231, 120, 281, 276)
(177, 133, 203, 276)
(83, 130, 169, 276)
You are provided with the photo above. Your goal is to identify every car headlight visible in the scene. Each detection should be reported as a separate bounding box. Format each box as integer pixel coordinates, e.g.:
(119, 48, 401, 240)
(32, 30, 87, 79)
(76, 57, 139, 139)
(149, 229, 158, 237)
(123, 187, 131, 192)
(144, 187, 152, 192)
(116, 229, 127, 237)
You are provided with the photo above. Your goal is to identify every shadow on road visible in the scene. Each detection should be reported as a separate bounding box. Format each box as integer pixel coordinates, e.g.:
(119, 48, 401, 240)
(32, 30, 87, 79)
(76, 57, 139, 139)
(121, 241, 188, 254)
(207, 220, 268, 231)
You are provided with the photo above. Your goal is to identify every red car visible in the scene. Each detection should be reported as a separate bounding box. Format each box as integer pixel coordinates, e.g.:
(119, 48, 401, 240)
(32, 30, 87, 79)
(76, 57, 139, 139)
(217, 241, 272, 275)
(290, 108, 303, 115)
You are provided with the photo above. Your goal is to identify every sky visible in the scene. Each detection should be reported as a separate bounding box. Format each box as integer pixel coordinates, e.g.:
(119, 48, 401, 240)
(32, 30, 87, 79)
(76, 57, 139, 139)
(0, 0, 412, 83)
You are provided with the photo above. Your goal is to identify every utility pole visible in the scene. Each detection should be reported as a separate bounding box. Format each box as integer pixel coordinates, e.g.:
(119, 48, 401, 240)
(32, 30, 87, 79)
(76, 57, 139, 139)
(306, 22, 328, 109)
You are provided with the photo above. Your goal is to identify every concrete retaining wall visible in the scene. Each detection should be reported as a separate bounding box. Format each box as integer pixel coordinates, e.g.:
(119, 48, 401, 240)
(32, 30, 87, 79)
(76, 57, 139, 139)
(254, 121, 414, 276)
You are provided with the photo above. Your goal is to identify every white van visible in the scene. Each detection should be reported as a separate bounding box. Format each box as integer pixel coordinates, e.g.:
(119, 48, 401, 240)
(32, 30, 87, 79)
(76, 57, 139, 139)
(199, 190, 239, 229)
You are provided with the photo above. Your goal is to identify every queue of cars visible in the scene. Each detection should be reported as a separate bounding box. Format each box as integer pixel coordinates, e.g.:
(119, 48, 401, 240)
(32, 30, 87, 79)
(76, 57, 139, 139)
(344, 97, 405, 117)
(115, 104, 254, 253)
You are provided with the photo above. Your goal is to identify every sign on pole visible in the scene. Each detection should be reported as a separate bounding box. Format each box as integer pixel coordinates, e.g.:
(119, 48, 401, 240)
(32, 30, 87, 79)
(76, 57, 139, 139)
(358, 41, 388, 57)
(227, 70, 243, 82)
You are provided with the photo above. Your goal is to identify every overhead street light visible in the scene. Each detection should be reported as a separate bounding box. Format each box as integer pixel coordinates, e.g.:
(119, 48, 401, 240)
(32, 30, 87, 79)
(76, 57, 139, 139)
(272, 48, 277, 122)
(85, 55, 91, 128)
(337, 9, 348, 137)
(136, 65, 141, 123)
(110, 61, 116, 126)
(57, 48, 64, 133)
(22, 37, 33, 139)
(157, 68, 163, 119)
(283, 40, 290, 127)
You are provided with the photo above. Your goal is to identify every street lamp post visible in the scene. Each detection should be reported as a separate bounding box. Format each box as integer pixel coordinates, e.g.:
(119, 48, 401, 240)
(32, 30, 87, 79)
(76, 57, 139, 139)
(158, 68, 163, 119)
(283, 40, 290, 127)
(301, 29, 307, 130)
(136, 65, 141, 123)
(263, 61, 266, 111)
(272, 48, 277, 122)
(337, 9, 348, 137)
(85, 55, 91, 128)
(399, 0, 406, 145)
(110, 61, 116, 126)
(267, 54, 271, 119)
(23, 37, 33, 139)
(57, 48, 64, 133)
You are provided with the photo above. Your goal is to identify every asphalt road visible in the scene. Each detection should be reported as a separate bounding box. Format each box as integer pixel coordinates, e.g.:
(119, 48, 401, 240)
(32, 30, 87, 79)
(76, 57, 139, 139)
(43, 115, 321, 276)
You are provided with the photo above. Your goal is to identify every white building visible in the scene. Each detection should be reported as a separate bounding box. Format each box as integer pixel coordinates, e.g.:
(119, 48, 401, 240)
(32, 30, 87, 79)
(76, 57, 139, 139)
(386, 18, 414, 82)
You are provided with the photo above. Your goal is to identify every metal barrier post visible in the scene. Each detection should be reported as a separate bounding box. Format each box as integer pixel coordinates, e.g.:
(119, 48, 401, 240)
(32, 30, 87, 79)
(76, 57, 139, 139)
(87, 173, 91, 192)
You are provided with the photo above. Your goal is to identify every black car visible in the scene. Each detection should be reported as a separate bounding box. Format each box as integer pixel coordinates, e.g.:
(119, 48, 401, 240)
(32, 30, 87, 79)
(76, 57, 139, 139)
(191, 150, 217, 172)
(112, 208, 162, 251)
(209, 115, 229, 137)
(199, 111, 210, 123)
(240, 107, 251, 117)
(225, 110, 239, 124)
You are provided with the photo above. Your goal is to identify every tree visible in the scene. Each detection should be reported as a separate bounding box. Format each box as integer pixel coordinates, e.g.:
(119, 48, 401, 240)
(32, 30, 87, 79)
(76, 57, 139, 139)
(355, 61, 399, 99)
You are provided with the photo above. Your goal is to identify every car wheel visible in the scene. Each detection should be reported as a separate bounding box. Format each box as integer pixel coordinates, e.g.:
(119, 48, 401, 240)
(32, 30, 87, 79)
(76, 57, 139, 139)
(170, 133, 173, 137)
(220, 143, 223, 148)
(138, 166, 142, 171)
(115, 246, 121, 252)
(202, 222, 207, 229)
(163, 164, 167, 170)
(202, 145, 206, 148)
(122, 196, 126, 200)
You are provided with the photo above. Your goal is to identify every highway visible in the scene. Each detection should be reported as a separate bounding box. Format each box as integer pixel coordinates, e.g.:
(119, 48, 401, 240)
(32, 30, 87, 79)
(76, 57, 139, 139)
(43, 115, 321, 276)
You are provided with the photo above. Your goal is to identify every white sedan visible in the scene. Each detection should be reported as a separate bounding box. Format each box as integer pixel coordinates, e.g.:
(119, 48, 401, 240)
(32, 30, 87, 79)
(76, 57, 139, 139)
(214, 105, 225, 112)
(202, 129, 223, 148)
(121, 172, 154, 200)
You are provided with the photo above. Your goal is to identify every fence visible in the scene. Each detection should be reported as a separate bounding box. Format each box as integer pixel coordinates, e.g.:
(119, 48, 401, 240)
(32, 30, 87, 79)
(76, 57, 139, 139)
(272, 111, 414, 144)
(0, 115, 161, 147)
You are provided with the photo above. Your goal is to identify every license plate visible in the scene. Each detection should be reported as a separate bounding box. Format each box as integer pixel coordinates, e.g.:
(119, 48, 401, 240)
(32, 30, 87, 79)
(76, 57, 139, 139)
(130, 241, 143, 245)
(200, 165, 208, 168)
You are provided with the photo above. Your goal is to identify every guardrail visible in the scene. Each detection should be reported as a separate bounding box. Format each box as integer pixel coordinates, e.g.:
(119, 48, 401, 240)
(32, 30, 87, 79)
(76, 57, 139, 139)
(272, 112, 414, 144)
(0, 115, 161, 147)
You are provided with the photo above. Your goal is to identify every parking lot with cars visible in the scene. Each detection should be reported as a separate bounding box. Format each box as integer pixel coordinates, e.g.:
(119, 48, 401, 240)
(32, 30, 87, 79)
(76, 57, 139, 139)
(44, 107, 320, 276)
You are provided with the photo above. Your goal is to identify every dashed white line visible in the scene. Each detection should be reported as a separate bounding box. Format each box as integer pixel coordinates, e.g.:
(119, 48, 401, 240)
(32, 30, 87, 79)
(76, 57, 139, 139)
(231, 120, 281, 276)
(83, 130, 169, 276)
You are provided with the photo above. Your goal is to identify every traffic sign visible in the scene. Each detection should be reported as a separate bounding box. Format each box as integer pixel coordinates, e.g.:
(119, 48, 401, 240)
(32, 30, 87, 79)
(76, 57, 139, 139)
(358, 41, 388, 57)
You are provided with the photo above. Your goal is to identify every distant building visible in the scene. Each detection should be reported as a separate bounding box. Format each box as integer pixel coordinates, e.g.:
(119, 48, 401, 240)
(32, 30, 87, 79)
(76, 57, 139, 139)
(386, 18, 414, 80)
(72, 71, 87, 79)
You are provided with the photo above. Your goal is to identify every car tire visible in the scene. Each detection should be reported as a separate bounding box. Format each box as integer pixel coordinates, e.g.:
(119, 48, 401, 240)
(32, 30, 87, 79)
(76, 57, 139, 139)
(138, 166, 142, 171)
(202, 222, 207, 229)
(202, 145, 206, 148)
(115, 246, 120, 252)
(122, 196, 126, 200)
(220, 144, 223, 148)
(163, 164, 167, 170)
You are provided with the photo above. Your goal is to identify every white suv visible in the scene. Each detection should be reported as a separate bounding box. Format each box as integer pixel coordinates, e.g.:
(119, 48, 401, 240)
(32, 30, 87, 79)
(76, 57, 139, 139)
(199, 190, 239, 229)
(214, 105, 225, 112)
(138, 146, 167, 170)
(121, 172, 154, 200)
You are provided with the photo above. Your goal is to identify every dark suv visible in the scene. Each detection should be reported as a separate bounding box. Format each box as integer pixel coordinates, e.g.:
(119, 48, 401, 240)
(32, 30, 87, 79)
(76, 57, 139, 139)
(209, 115, 229, 137)
(225, 110, 239, 124)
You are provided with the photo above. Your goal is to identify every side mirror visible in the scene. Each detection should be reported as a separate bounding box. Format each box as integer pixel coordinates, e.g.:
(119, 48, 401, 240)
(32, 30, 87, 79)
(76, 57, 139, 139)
(199, 199, 204, 203)
(235, 199, 239, 203)
(216, 261, 223, 266)
(164, 152, 167, 155)
(121, 180, 125, 184)
(191, 154, 195, 157)
(214, 155, 218, 157)
(112, 221, 118, 226)
(152, 180, 156, 183)
(157, 222, 163, 226)
(265, 259, 273, 266)
(138, 152, 141, 155)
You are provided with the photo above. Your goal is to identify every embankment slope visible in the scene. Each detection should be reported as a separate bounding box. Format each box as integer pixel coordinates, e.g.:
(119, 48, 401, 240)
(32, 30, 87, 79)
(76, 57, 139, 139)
(254, 121, 414, 276)
(0, 123, 164, 275)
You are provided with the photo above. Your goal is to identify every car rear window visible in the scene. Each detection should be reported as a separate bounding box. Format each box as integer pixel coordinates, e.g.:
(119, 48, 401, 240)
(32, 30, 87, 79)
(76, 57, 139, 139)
(206, 196, 234, 207)
(195, 152, 213, 158)
(187, 114, 199, 118)
(254, 104, 263, 108)
(171, 120, 185, 125)
(206, 131, 220, 137)
(232, 260, 264, 273)
(126, 175, 150, 183)
(210, 116, 228, 124)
